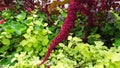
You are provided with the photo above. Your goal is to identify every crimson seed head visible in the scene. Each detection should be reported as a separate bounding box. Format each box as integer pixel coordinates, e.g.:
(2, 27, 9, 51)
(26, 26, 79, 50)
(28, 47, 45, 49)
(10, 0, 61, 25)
(39, 0, 78, 65)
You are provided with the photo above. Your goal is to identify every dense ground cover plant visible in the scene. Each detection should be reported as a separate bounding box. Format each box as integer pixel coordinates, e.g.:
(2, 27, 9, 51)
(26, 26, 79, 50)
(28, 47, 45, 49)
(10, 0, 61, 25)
(48, 36, 120, 68)
(2, 36, 120, 68)
(0, 8, 120, 68)
(0, 8, 67, 67)
(0, 9, 54, 67)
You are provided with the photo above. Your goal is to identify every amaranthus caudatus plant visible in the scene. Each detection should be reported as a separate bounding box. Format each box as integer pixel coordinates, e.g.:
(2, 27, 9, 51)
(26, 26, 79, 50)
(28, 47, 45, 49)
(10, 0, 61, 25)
(39, 0, 79, 65)
(39, 0, 120, 65)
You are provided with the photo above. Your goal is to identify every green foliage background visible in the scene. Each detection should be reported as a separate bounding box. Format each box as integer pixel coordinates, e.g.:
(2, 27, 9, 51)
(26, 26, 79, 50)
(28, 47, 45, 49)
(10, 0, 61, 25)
(0, 9, 120, 68)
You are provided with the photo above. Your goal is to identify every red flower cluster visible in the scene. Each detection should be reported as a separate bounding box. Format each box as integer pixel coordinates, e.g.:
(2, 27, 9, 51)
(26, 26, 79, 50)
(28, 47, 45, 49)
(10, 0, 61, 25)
(0, 19, 5, 24)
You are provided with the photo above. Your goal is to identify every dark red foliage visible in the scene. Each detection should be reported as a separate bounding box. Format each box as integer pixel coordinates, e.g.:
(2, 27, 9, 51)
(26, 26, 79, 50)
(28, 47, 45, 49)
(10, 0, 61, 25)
(0, 0, 17, 11)
(0, 0, 35, 12)
(0, 0, 7, 11)
(4, 0, 14, 5)
(24, 0, 35, 12)
(40, 4, 50, 16)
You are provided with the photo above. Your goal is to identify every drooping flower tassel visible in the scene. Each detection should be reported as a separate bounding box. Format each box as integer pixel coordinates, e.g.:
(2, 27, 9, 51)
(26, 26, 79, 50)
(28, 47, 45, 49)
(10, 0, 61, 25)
(39, 0, 80, 65)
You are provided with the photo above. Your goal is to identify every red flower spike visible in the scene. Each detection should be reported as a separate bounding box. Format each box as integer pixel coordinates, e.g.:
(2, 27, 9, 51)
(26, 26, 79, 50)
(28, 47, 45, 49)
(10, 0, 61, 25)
(39, 0, 79, 65)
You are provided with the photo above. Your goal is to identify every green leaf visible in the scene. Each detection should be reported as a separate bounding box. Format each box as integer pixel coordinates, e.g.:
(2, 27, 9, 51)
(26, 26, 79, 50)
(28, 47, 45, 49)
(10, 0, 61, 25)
(114, 62, 120, 67)
(38, 35, 44, 41)
(94, 63, 104, 68)
(68, 36, 72, 40)
(27, 26, 33, 33)
(73, 37, 82, 42)
(40, 64, 45, 68)
(20, 40, 28, 46)
(27, 43, 33, 48)
(27, 16, 34, 20)
(68, 42, 73, 48)
(105, 52, 114, 60)
(24, 46, 31, 51)
(2, 45, 9, 50)
(0, 48, 5, 53)
(42, 29, 47, 35)
(33, 43, 38, 48)
(16, 11, 26, 21)
(108, 62, 116, 68)
(6, 26, 15, 34)
(111, 53, 120, 62)
(42, 36, 49, 45)
(28, 36, 37, 43)
(2, 10, 12, 19)
(5, 34, 12, 38)
(23, 34, 30, 39)
(2, 38, 10, 45)
(94, 41, 104, 46)
(0, 45, 9, 53)
(17, 47, 22, 52)
(34, 20, 41, 26)
(114, 38, 120, 46)
(59, 43, 65, 47)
